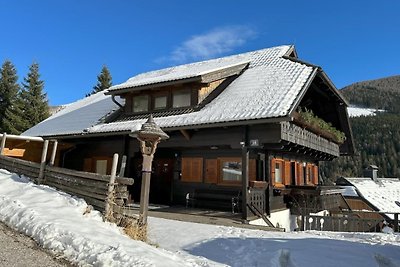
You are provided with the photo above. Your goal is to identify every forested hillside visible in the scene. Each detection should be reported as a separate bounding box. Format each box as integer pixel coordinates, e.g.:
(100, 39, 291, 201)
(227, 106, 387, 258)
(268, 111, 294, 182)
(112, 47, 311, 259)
(320, 75, 400, 183)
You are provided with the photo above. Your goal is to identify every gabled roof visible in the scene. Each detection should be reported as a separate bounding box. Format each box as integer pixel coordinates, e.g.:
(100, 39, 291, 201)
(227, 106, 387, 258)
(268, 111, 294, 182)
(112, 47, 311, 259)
(107, 61, 250, 94)
(341, 177, 400, 219)
(23, 45, 345, 138)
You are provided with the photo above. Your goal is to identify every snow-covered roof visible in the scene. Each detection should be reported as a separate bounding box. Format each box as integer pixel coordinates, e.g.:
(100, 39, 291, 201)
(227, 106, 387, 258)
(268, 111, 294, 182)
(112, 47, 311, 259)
(340, 185, 359, 197)
(22, 92, 122, 137)
(343, 177, 400, 219)
(23, 45, 318, 137)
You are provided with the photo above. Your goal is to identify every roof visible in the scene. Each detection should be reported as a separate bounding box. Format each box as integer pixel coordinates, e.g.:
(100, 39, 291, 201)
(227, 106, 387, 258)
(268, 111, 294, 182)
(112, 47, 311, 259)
(22, 92, 122, 137)
(342, 177, 400, 219)
(23, 45, 329, 137)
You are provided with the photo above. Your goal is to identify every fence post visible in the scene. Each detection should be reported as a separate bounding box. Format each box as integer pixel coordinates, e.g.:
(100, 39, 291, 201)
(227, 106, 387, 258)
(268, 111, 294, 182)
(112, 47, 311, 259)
(38, 140, 49, 183)
(49, 140, 58, 166)
(118, 155, 127, 177)
(394, 213, 399, 232)
(104, 153, 119, 222)
(0, 133, 6, 155)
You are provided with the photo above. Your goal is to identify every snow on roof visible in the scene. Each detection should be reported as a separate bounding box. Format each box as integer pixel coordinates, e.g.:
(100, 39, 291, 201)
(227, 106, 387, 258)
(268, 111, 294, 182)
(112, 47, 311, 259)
(340, 185, 359, 197)
(344, 177, 400, 218)
(23, 45, 316, 137)
(22, 91, 122, 137)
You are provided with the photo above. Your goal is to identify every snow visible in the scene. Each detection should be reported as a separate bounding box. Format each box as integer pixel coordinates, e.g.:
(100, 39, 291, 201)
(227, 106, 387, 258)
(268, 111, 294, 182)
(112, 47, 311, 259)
(347, 106, 385, 117)
(1, 168, 400, 267)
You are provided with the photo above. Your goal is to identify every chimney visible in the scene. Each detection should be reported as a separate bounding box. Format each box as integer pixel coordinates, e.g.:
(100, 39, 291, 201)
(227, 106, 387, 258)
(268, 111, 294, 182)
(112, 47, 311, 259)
(363, 165, 379, 182)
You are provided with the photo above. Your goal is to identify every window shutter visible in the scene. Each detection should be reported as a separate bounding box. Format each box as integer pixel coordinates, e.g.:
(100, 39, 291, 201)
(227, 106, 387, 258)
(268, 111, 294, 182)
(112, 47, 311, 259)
(249, 159, 256, 181)
(191, 158, 203, 182)
(181, 158, 191, 181)
(83, 158, 92, 172)
(270, 158, 276, 184)
(313, 165, 319, 185)
(296, 163, 303, 185)
(205, 159, 218, 183)
(181, 157, 203, 182)
(284, 161, 291, 185)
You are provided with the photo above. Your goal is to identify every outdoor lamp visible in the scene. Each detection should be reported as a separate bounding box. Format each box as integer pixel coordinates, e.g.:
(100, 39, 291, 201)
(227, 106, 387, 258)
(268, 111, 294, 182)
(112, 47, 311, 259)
(133, 115, 169, 225)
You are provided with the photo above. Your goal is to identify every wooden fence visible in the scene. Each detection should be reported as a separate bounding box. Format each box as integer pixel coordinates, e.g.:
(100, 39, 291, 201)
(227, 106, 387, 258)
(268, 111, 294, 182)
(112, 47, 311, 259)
(0, 155, 134, 215)
(301, 211, 399, 233)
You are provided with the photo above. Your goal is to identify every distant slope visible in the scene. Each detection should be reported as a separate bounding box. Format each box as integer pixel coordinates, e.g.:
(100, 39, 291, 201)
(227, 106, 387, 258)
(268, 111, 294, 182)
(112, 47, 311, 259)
(321, 75, 400, 183)
(341, 75, 400, 113)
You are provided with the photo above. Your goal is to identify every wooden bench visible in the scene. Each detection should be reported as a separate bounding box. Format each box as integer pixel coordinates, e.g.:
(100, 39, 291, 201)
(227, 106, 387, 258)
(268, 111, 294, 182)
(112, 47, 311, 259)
(186, 188, 242, 213)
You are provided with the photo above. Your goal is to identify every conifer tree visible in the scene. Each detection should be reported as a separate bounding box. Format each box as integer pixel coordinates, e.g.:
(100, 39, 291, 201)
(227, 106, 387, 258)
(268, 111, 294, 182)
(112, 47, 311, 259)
(87, 65, 112, 96)
(0, 60, 20, 133)
(20, 62, 50, 128)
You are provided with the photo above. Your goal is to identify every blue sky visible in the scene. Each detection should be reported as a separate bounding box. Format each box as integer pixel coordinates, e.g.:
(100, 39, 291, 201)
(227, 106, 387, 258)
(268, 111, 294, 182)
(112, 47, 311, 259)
(1, 0, 399, 105)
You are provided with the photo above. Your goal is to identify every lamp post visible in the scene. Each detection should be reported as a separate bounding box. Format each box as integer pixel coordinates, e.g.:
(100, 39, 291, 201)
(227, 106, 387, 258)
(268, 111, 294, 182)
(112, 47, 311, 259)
(134, 115, 169, 226)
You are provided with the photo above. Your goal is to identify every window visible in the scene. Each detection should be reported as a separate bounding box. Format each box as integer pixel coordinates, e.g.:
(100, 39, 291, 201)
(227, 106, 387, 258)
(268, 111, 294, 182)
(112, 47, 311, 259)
(132, 95, 149, 112)
(172, 91, 191, 108)
(221, 160, 242, 182)
(154, 95, 167, 110)
(275, 162, 282, 184)
(96, 160, 108, 175)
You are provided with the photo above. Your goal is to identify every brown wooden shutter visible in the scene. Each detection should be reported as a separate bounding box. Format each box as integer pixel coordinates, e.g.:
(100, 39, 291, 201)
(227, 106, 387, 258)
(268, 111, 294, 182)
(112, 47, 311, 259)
(181, 158, 191, 181)
(284, 161, 291, 185)
(296, 163, 303, 185)
(270, 158, 276, 185)
(205, 159, 218, 183)
(249, 159, 256, 181)
(313, 165, 319, 185)
(83, 158, 93, 172)
(191, 158, 203, 182)
(181, 157, 203, 182)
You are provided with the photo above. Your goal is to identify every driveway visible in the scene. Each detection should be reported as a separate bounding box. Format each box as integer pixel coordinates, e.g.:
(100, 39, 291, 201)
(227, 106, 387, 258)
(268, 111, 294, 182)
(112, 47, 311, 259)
(0, 222, 72, 267)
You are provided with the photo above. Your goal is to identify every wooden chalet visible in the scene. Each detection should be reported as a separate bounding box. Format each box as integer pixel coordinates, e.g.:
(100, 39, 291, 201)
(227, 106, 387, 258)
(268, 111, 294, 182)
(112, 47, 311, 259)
(21, 45, 354, 228)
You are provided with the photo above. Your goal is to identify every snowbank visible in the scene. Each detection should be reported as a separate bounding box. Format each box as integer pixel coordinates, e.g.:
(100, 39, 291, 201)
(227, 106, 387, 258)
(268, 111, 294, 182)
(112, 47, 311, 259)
(0, 168, 399, 267)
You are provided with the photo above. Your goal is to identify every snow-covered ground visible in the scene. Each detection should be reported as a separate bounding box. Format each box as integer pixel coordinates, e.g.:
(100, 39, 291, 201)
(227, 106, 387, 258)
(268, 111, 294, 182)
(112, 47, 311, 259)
(347, 106, 385, 117)
(0, 168, 400, 267)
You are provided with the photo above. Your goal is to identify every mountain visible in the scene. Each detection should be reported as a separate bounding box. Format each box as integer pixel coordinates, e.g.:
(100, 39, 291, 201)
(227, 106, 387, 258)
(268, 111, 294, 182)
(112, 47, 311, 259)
(320, 75, 400, 183)
(341, 75, 400, 113)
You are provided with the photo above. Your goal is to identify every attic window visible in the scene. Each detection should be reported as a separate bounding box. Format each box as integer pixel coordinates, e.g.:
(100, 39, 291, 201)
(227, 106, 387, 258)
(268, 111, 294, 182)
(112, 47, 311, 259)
(172, 91, 191, 108)
(133, 95, 149, 112)
(154, 95, 167, 110)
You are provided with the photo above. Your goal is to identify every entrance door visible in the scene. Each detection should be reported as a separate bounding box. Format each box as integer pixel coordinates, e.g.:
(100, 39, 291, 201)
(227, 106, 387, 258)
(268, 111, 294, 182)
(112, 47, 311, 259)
(150, 158, 174, 204)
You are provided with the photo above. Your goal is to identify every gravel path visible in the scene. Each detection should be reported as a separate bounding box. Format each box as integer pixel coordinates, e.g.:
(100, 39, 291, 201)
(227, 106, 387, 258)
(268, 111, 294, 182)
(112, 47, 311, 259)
(0, 222, 73, 267)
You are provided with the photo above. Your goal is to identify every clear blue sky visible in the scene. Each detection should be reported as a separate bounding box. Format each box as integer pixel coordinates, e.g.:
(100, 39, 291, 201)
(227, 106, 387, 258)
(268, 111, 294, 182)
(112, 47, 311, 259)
(1, 0, 399, 105)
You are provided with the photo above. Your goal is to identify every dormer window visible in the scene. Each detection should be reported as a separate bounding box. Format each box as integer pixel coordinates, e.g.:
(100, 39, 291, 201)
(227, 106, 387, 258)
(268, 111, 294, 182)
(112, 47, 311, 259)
(172, 90, 191, 108)
(132, 95, 149, 112)
(154, 95, 167, 110)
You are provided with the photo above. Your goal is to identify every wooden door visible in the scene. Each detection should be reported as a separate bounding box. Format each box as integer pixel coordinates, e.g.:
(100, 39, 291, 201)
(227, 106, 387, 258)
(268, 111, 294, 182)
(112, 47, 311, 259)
(151, 158, 174, 204)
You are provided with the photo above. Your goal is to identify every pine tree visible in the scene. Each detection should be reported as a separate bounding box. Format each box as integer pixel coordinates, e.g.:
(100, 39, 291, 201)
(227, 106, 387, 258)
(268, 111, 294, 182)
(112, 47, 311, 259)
(2, 93, 29, 134)
(20, 62, 50, 128)
(87, 65, 112, 96)
(0, 60, 20, 133)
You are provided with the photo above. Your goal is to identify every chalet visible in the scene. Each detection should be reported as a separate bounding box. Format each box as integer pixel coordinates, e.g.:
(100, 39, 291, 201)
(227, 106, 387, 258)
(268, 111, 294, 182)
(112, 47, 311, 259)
(19, 45, 354, 229)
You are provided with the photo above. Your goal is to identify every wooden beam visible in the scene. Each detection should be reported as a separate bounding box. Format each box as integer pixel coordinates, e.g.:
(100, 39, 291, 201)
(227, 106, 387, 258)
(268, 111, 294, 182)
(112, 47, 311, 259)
(180, 129, 192, 141)
(0, 133, 6, 155)
(38, 140, 49, 183)
(49, 140, 58, 166)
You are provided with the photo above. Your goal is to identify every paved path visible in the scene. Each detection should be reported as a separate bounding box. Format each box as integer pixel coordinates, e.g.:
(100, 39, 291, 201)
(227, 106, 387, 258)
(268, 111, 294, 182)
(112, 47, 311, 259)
(0, 222, 72, 267)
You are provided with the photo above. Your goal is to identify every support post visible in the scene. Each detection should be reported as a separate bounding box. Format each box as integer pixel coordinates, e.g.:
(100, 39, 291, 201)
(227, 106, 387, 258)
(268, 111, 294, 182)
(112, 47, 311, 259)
(38, 140, 49, 183)
(139, 154, 154, 225)
(394, 213, 399, 232)
(104, 153, 119, 221)
(49, 140, 58, 166)
(0, 133, 7, 155)
(118, 155, 127, 177)
(241, 145, 249, 221)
